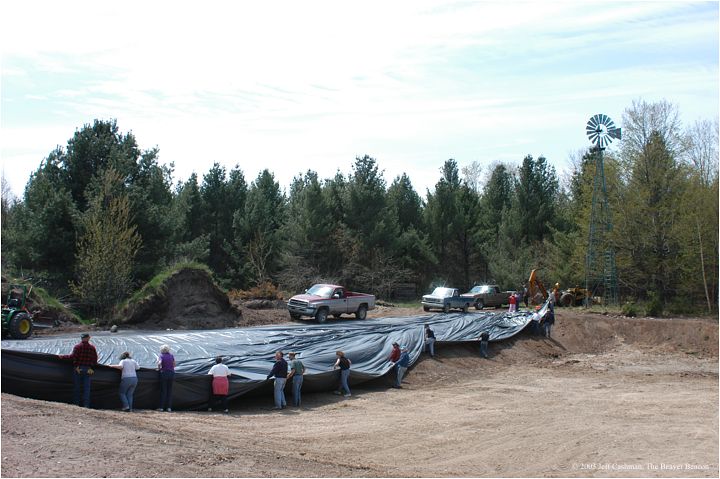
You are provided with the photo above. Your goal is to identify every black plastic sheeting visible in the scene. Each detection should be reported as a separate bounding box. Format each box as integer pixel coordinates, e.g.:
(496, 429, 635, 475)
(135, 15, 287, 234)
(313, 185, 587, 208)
(2, 306, 546, 410)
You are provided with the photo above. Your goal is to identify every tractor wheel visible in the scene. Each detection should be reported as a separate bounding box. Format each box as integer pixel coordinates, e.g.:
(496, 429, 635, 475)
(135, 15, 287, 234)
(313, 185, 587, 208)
(560, 293, 574, 307)
(355, 304, 368, 320)
(9, 312, 33, 339)
(442, 303, 450, 314)
(475, 300, 484, 310)
(315, 308, 328, 323)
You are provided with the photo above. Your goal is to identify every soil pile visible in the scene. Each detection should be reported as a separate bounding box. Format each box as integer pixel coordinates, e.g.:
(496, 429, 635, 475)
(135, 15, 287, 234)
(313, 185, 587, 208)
(118, 268, 241, 330)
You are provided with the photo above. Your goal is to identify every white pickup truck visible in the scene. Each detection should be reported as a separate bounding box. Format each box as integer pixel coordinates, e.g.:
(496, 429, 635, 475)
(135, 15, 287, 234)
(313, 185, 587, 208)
(287, 284, 376, 323)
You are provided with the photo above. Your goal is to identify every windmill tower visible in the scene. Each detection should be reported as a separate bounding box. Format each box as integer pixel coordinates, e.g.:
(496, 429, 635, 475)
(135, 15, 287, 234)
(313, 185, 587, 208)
(585, 114, 621, 306)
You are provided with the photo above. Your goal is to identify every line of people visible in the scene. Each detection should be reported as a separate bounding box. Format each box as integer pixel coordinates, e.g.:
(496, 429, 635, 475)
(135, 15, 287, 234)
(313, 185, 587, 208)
(58, 321, 509, 412)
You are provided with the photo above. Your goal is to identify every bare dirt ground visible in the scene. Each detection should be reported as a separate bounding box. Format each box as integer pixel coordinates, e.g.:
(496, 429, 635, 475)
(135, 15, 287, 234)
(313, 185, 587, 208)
(2, 308, 718, 478)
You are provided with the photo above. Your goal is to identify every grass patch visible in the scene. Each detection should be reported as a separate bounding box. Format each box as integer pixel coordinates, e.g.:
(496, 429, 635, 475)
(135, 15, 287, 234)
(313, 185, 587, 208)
(2, 280, 83, 323)
(120, 261, 215, 312)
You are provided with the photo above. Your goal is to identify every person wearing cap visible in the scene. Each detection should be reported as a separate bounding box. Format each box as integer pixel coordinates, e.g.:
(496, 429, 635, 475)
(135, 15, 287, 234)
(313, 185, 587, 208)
(392, 345, 411, 388)
(208, 356, 231, 414)
(332, 351, 352, 397)
(424, 324, 436, 358)
(287, 352, 305, 407)
(58, 333, 98, 408)
(266, 351, 288, 409)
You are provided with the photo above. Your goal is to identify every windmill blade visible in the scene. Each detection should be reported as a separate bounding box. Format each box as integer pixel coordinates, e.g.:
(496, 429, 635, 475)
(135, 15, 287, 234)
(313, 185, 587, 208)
(587, 116, 599, 128)
(609, 127, 622, 140)
(588, 132, 599, 144)
(600, 113, 609, 126)
(606, 118, 616, 129)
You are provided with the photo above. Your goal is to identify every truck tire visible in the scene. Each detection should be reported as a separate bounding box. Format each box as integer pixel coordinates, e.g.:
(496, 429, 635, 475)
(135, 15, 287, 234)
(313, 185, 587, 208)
(423, 306, 430, 312)
(560, 293, 574, 307)
(355, 304, 368, 320)
(462, 303, 469, 313)
(475, 300, 484, 310)
(442, 303, 450, 314)
(9, 312, 33, 340)
(315, 308, 328, 323)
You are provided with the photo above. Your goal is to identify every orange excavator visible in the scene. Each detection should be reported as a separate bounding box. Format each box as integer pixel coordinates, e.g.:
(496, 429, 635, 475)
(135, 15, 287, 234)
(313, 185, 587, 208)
(527, 269, 559, 305)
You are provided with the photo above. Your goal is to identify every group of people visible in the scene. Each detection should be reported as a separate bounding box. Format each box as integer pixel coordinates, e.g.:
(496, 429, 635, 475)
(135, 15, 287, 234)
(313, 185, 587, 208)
(58, 317, 520, 412)
(265, 350, 307, 409)
(58, 334, 178, 412)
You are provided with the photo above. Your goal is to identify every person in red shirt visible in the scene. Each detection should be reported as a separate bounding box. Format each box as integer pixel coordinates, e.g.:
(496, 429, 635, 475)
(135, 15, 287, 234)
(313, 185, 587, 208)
(59, 333, 98, 408)
(508, 292, 517, 312)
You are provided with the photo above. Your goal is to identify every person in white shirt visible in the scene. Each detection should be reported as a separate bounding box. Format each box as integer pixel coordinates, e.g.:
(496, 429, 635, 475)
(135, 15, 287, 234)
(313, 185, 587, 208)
(207, 356, 231, 413)
(110, 351, 140, 412)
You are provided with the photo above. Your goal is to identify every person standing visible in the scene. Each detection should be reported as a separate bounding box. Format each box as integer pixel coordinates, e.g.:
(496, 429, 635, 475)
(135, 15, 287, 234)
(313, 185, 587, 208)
(333, 350, 352, 397)
(157, 345, 176, 412)
(393, 345, 411, 388)
(59, 332, 97, 408)
(543, 302, 556, 338)
(287, 352, 305, 407)
(508, 292, 517, 312)
(266, 351, 288, 409)
(523, 284, 529, 308)
(110, 351, 139, 411)
(424, 324, 436, 357)
(208, 356, 231, 413)
(479, 331, 490, 359)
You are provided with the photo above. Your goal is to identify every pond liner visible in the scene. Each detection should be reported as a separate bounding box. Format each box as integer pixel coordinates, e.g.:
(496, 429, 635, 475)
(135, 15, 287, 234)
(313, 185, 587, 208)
(1, 306, 546, 410)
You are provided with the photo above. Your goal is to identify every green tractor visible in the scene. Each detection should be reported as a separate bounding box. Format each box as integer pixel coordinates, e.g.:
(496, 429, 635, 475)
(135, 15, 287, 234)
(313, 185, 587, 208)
(1, 284, 34, 339)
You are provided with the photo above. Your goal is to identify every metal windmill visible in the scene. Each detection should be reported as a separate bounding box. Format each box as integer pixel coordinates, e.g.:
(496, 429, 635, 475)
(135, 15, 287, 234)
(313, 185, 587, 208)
(585, 114, 621, 306)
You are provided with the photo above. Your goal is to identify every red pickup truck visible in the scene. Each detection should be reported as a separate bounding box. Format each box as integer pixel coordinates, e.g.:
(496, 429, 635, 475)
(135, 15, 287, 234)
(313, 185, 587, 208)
(286, 284, 376, 323)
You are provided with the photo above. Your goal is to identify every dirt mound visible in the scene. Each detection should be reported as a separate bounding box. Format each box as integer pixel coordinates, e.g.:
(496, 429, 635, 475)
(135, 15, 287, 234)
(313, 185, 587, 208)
(118, 268, 241, 330)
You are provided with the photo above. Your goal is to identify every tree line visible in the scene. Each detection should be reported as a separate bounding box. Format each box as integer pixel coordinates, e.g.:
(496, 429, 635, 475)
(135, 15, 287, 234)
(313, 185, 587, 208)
(1, 99, 717, 317)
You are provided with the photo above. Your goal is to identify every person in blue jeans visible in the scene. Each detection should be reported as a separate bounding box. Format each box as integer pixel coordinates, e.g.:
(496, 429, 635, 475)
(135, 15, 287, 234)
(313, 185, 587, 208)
(393, 345, 411, 388)
(157, 344, 176, 412)
(266, 351, 288, 409)
(287, 352, 305, 407)
(111, 351, 140, 411)
(333, 350, 352, 397)
(58, 333, 97, 408)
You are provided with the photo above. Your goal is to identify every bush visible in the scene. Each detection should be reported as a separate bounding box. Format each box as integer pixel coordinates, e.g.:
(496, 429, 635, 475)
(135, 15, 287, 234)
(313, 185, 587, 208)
(228, 281, 283, 301)
(644, 291, 663, 317)
(621, 301, 637, 317)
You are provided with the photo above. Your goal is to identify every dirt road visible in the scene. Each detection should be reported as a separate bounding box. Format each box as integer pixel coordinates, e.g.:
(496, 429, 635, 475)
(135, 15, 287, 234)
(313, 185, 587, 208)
(2, 311, 718, 477)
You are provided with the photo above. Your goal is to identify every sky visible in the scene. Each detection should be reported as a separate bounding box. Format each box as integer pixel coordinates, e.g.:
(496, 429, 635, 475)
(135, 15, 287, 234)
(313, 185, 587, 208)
(1, 0, 718, 198)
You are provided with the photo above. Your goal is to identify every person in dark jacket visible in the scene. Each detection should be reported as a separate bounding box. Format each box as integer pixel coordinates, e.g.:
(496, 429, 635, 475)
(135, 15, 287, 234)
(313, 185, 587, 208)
(333, 350, 352, 397)
(479, 331, 490, 359)
(58, 333, 98, 408)
(424, 324, 436, 357)
(266, 351, 288, 409)
(392, 345, 411, 388)
(543, 302, 555, 338)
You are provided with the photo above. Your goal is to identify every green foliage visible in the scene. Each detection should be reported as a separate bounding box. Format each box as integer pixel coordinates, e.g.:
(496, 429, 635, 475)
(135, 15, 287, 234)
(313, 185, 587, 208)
(620, 301, 637, 317)
(644, 291, 664, 317)
(7, 102, 718, 313)
(71, 169, 141, 319)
